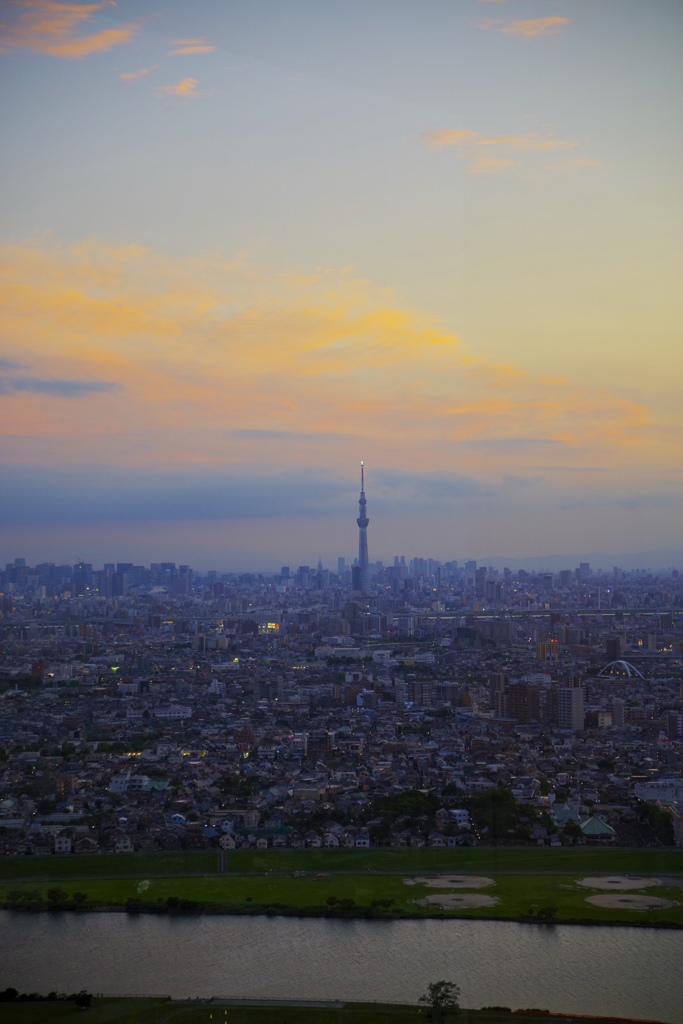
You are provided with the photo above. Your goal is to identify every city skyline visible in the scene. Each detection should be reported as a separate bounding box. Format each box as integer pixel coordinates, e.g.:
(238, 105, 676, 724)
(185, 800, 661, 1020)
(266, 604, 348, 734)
(1, 1, 682, 570)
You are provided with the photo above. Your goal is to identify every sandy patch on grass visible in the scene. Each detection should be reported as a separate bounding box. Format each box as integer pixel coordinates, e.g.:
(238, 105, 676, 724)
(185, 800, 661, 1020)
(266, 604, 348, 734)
(577, 876, 662, 891)
(404, 875, 495, 889)
(416, 893, 500, 909)
(585, 893, 678, 911)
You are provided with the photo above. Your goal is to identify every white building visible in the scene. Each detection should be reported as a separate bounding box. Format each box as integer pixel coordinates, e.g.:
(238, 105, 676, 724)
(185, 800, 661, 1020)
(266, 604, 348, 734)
(154, 704, 192, 719)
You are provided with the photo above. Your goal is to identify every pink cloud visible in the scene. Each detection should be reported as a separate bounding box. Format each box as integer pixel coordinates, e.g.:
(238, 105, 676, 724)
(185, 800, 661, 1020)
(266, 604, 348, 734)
(421, 128, 581, 173)
(169, 37, 214, 56)
(474, 16, 570, 38)
(154, 76, 201, 99)
(0, 0, 138, 59)
(119, 65, 156, 83)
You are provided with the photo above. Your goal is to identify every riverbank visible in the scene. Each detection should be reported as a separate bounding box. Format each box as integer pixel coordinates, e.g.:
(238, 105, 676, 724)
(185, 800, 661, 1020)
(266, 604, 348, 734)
(2, 849, 681, 928)
(0, 994, 673, 1024)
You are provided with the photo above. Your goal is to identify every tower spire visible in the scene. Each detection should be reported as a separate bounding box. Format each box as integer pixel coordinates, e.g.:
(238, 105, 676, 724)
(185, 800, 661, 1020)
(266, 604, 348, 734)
(356, 461, 370, 595)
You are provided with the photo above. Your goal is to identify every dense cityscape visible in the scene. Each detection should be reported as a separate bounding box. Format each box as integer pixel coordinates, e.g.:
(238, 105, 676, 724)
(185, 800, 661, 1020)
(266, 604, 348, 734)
(1, 470, 681, 860)
(2, 0, 682, 1017)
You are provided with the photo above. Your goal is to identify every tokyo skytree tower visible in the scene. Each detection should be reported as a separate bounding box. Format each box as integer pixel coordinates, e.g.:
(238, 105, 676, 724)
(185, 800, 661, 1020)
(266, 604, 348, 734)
(356, 461, 370, 595)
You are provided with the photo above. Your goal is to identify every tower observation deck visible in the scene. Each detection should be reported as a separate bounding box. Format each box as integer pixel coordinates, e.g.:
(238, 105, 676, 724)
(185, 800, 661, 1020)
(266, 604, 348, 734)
(356, 461, 370, 595)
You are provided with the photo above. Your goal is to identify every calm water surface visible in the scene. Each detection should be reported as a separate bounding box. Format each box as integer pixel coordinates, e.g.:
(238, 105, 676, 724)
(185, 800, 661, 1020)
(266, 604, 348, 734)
(1, 913, 681, 1022)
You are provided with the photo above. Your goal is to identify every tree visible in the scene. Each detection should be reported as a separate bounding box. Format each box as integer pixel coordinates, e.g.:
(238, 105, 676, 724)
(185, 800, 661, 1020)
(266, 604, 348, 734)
(47, 886, 68, 906)
(419, 980, 460, 1020)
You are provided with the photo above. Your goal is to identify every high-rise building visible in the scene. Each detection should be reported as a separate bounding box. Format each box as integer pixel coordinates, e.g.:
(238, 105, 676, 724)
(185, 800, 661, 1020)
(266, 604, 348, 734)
(356, 462, 370, 594)
(611, 698, 625, 728)
(558, 686, 585, 731)
(606, 633, 627, 660)
(508, 682, 541, 724)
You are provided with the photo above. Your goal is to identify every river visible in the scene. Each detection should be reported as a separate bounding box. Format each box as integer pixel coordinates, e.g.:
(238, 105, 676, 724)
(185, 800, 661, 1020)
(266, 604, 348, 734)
(1, 912, 681, 1022)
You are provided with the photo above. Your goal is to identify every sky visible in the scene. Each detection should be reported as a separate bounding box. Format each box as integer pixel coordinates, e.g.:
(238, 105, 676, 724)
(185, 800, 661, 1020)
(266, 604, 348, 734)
(1, 0, 682, 571)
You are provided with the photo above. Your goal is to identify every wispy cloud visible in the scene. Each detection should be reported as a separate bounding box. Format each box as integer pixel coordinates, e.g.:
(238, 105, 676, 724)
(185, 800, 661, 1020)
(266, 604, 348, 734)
(119, 65, 156, 83)
(464, 438, 562, 449)
(169, 37, 214, 56)
(154, 76, 201, 98)
(466, 157, 518, 174)
(474, 16, 570, 37)
(422, 128, 577, 173)
(423, 129, 576, 152)
(543, 156, 606, 171)
(0, 375, 119, 397)
(0, 0, 139, 59)
(0, 357, 28, 370)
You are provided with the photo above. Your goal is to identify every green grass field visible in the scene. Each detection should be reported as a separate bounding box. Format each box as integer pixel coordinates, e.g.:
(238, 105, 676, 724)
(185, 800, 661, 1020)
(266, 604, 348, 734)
(2, 870, 683, 926)
(1, 847, 681, 926)
(1, 846, 682, 881)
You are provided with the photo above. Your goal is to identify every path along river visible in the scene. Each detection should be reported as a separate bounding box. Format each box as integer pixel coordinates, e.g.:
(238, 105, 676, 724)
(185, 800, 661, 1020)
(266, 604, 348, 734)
(1, 912, 681, 1022)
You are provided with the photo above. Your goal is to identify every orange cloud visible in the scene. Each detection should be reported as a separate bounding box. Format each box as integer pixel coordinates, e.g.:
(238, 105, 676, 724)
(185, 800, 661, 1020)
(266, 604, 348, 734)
(467, 157, 517, 175)
(474, 16, 570, 37)
(0, 0, 138, 59)
(0, 237, 660, 486)
(119, 65, 156, 82)
(422, 128, 578, 173)
(424, 129, 575, 152)
(169, 37, 214, 55)
(543, 156, 606, 171)
(504, 17, 569, 37)
(154, 77, 201, 98)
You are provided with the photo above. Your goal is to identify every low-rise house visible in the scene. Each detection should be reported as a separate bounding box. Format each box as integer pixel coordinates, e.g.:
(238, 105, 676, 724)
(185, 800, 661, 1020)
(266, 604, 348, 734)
(449, 808, 471, 828)
(579, 815, 616, 843)
(136, 834, 159, 851)
(552, 802, 581, 828)
(74, 835, 98, 854)
(54, 833, 72, 854)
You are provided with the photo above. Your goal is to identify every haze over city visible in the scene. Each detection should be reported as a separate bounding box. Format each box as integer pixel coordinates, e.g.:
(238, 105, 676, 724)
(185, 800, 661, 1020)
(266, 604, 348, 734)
(1, 0, 682, 572)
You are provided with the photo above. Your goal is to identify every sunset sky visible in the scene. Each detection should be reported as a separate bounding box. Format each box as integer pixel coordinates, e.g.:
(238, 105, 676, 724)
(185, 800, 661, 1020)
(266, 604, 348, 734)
(1, 0, 682, 570)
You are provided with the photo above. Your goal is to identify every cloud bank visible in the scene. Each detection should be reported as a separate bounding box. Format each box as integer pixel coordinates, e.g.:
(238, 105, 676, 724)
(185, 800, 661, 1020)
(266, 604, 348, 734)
(0, 237, 658, 502)
(0, 0, 138, 59)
